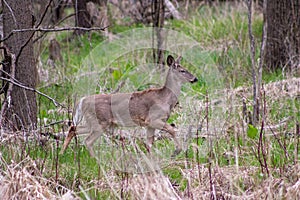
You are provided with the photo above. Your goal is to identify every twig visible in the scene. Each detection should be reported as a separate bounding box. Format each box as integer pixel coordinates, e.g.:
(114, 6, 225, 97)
(205, 90, 215, 199)
(296, 122, 299, 165)
(257, 115, 264, 173)
(184, 125, 193, 199)
(0, 76, 65, 108)
(247, 0, 258, 125)
(57, 13, 76, 26)
(44, 120, 66, 127)
(55, 135, 59, 182)
(33, 13, 77, 44)
(36, 0, 53, 28)
(257, 0, 267, 103)
(197, 107, 206, 183)
(0, 69, 23, 87)
(261, 86, 269, 175)
(111, 80, 125, 94)
(75, 132, 81, 190)
(257, 86, 269, 176)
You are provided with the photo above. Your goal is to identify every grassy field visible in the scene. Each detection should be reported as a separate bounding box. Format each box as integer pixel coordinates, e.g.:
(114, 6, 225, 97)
(0, 2, 299, 199)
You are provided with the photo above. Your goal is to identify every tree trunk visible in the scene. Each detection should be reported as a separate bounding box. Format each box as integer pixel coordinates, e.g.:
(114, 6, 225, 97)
(2, 0, 37, 130)
(152, 0, 165, 66)
(264, 0, 300, 71)
(51, 0, 66, 24)
(73, 0, 91, 35)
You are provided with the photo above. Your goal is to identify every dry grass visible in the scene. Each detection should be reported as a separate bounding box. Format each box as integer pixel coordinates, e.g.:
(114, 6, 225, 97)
(127, 173, 181, 199)
(0, 155, 80, 200)
(0, 156, 298, 199)
(0, 156, 55, 199)
(186, 164, 299, 199)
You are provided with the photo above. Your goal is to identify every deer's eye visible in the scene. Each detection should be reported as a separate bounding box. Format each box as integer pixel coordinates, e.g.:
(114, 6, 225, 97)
(180, 69, 186, 73)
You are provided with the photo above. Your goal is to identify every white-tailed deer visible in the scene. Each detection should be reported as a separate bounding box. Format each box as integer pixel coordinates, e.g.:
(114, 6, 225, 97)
(61, 55, 198, 156)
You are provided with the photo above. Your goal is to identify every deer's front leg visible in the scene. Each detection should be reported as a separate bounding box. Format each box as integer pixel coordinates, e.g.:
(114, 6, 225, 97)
(145, 127, 155, 153)
(149, 120, 182, 157)
(85, 128, 102, 157)
(162, 123, 182, 157)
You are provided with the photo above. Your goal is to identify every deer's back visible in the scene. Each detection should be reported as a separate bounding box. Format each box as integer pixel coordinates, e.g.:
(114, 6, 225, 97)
(78, 88, 177, 128)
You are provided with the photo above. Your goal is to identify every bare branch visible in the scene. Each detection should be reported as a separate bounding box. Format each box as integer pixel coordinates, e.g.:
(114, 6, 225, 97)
(247, 0, 258, 125)
(0, 75, 65, 108)
(0, 26, 108, 43)
(36, 0, 53, 28)
(257, 0, 267, 105)
(0, 50, 63, 108)
(164, 0, 182, 20)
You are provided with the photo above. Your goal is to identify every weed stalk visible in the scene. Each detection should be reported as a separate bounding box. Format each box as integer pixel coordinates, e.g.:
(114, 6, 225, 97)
(75, 134, 81, 189)
(55, 136, 59, 182)
(257, 86, 269, 176)
(296, 122, 299, 165)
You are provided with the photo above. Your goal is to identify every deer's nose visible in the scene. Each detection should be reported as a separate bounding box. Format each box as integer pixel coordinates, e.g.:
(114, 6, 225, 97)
(191, 77, 198, 83)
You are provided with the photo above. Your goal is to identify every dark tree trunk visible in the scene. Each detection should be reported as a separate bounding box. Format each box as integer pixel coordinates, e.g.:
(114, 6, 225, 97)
(152, 0, 165, 66)
(2, 0, 37, 130)
(264, 0, 300, 71)
(73, 0, 91, 35)
(51, 0, 66, 24)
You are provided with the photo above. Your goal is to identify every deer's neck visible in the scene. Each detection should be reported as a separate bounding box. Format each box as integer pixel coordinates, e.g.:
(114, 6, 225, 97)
(163, 70, 183, 97)
(161, 70, 183, 105)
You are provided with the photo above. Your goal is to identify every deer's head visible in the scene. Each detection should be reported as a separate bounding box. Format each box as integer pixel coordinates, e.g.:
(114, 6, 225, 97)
(167, 55, 198, 84)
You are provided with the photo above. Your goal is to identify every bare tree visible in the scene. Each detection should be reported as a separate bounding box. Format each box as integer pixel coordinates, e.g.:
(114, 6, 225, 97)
(1, 0, 37, 130)
(264, 0, 300, 71)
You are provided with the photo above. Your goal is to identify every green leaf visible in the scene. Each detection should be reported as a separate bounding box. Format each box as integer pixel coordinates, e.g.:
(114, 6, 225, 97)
(247, 124, 258, 139)
(112, 70, 122, 81)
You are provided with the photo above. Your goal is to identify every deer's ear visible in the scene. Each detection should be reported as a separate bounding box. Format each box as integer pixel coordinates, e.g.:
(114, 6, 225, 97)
(167, 55, 175, 67)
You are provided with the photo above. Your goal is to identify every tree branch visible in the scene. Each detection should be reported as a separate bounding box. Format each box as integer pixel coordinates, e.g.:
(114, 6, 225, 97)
(0, 76, 65, 108)
(0, 26, 108, 43)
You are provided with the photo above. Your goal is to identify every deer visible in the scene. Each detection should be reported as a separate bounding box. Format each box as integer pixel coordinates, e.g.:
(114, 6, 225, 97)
(60, 55, 198, 157)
